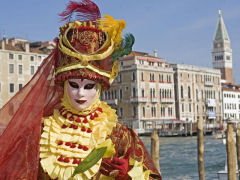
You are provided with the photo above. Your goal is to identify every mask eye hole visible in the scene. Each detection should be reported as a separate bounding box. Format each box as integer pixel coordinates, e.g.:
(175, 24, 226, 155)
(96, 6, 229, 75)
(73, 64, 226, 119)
(69, 81, 79, 89)
(84, 84, 95, 90)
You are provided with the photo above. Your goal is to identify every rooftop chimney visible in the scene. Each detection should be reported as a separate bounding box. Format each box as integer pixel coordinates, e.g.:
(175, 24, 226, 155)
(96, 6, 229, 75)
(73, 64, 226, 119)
(154, 50, 158, 57)
(25, 43, 29, 52)
(1, 40, 5, 50)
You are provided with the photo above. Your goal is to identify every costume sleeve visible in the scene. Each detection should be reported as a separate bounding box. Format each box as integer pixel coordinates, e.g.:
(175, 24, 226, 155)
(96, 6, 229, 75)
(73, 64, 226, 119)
(110, 122, 162, 180)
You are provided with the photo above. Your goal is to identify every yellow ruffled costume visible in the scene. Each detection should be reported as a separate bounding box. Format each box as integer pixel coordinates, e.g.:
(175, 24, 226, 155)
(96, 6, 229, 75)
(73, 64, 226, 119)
(40, 101, 117, 180)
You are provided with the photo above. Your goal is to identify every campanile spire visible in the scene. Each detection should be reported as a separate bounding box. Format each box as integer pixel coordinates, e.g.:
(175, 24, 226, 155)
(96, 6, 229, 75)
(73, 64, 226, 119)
(212, 10, 233, 84)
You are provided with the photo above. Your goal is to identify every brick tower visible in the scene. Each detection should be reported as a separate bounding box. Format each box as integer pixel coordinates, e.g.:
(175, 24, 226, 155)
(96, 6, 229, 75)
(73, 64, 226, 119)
(212, 10, 233, 84)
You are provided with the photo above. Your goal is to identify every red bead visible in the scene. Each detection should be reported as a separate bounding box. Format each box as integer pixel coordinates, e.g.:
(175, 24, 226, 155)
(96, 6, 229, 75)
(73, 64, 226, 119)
(83, 146, 89, 151)
(64, 157, 70, 163)
(58, 156, 64, 162)
(70, 144, 76, 148)
(73, 125, 78, 129)
(81, 127, 86, 132)
(77, 159, 82, 164)
(69, 116, 74, 121)
(83, 118, 88, 123)
(90, 115, 94, 120)
(94, 112, 98, 118)
(63, 113, 68, 119)
(58, 141, 63, 145)
(87, 128, 92, 133)
(62, 124, 67, 129)
(73, 158, 78, 164)
(97, 107, 103, 113)
(78, 144, 83, 149)
(69, 124, 74, 128)
(75, 118, 81, 123)
(65, 142, 71, 146)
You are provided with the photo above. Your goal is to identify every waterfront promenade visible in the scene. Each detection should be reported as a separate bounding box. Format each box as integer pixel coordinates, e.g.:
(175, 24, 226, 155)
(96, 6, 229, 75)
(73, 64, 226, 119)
(141, 136, 225, 180)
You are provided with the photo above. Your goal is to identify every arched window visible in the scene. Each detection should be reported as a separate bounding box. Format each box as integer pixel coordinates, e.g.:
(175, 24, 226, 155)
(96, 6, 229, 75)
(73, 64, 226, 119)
(196, 89, 198, 100)
(143, 107, 145, 117)
(181, 86, 183, 98)
(141, 72, 144, 81)
(132, 72, 136, 81)
(142, 89, 145, 97)
(188, 86, 191, 98)
(133, 87, 136, 97)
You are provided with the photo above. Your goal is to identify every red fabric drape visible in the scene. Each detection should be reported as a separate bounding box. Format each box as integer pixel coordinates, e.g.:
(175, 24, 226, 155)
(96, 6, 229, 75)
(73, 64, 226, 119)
(0, 48, 63, 179)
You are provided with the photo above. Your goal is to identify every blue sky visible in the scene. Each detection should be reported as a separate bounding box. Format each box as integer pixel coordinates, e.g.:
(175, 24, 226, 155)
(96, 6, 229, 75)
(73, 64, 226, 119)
(0, 0, 240, 83)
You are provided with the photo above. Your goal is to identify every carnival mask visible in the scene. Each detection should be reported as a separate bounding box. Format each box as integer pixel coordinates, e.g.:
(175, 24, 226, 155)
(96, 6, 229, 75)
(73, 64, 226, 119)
(66, 78, 99, 110)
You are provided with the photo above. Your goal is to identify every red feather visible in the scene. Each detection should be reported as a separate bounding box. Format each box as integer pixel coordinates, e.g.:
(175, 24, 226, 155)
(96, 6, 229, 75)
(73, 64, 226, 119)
(59, 0, 101, 23)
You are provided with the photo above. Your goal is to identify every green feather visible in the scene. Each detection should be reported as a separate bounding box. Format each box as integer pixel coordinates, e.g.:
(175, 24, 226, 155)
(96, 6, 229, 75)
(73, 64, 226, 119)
(111, 33, 135, 62)
(72, 147, 107, 177)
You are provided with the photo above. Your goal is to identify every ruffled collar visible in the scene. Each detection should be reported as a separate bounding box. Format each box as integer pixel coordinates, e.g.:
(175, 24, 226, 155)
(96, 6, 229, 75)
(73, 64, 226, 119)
(40, 101, 117, 179)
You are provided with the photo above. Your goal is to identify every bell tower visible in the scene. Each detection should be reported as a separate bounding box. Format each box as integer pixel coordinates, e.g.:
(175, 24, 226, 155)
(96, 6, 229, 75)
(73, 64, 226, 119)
(212, 10, 233, 84)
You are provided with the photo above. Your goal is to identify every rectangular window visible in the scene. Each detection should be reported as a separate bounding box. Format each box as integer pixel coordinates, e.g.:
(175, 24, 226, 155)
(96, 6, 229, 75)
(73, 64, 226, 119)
(18, 55, 22, 60)
(30, 56, 34, 61)
(119, 89, 122, 99)
(18, 65, 23, 75)
(133, 106, 137, 117)
(9, 83, 14, 93)
(30, 66, 35, 75)
(120, 108, 123, 117)
(9, 53, 14, 59)
(9, 64, 14, 73)
(19, 84, 23, 90)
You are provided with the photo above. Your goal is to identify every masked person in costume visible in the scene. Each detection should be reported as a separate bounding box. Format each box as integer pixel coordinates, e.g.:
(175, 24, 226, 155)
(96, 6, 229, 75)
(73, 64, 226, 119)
(0, 1, 162, 179)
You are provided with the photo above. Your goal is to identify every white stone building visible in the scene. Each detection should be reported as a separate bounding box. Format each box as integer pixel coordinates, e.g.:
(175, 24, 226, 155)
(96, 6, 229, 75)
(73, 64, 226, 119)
(0, 37, 54, 108)
(102, 51, 176, 134)
(171, 63, 222, 130)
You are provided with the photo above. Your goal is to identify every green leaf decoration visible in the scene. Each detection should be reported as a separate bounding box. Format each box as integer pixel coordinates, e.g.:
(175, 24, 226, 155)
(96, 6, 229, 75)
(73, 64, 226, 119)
(111, 33, 135, 62)
(72, 147, 107, 177)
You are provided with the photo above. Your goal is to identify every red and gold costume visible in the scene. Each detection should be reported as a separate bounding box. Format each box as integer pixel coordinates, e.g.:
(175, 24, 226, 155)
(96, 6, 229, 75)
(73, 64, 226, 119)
(0, 0, 161, 179)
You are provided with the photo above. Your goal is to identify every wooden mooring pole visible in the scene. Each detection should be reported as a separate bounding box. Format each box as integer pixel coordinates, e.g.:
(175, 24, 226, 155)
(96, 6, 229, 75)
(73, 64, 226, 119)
(226, 121, 236, 180)
(151, 128, 160, 172)
(197, 117, 205, 180)
(236, 125, 240, 180)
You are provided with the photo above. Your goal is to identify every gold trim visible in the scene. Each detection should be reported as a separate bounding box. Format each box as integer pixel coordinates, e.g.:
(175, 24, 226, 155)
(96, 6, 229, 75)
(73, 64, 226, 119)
(55, 61, 111, 78)
(59, 34, 115, 62)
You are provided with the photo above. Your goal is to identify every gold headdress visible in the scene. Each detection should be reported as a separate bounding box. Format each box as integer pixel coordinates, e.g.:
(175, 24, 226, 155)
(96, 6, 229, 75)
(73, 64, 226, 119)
(55, 0, 134, 89)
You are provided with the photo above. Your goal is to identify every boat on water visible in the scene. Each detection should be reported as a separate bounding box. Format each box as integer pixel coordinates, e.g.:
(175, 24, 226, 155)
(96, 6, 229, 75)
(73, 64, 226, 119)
(217, 139, 239, 180)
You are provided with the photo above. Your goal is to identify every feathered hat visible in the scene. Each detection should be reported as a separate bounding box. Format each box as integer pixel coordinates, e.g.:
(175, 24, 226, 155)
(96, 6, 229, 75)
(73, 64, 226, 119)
(54, 0, 134, 89)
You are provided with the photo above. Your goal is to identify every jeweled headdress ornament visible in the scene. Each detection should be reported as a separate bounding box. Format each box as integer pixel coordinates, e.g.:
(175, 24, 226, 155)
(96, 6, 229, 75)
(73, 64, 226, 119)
(55, 0, 135, 89)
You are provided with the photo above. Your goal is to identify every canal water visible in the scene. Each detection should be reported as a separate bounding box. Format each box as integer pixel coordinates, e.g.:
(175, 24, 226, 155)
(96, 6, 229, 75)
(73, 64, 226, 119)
(141, 136, 226, 180)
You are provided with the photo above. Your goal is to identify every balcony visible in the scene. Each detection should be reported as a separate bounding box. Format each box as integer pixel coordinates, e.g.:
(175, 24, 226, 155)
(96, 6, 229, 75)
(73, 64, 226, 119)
(150, 97, 158, 103)
(160, 98, 175, 104)
(105, 98, 118, 105)
(206, 110, 216, 119)
(204, 81, 214, 87)
(130, 96, 148, 103)
(206, 99, 216, 107)
(138, 97, 148, 102)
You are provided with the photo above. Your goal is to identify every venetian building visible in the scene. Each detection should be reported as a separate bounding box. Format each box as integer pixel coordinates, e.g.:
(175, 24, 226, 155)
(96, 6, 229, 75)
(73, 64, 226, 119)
(0, 37, 54, 108)
(171, 64, 222, 130)
(212, 10, 233, 84)
(101, 51, 176, 133)
(0, 37, 54, 134)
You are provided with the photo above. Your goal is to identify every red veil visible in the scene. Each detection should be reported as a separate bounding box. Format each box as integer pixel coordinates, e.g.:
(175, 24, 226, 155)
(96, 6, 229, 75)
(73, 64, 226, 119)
(0, 44, 63, 179)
